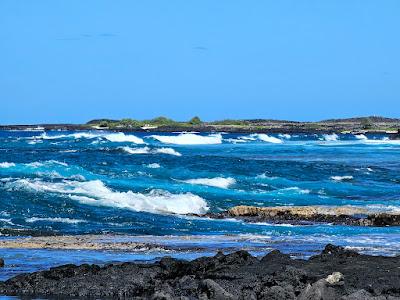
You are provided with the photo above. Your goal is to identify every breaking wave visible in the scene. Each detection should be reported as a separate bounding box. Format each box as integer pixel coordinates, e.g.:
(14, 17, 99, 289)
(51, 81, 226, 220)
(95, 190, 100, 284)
(120, 146, 182, 156)
(180, 177, 236, 189)
(25, 217, 87, 224)
(5, 179, 208, 215)
(146, 163, 161, 169)
(150, 133, 222, 145)
(354, 134, 368, 140)
(102, 133, 145, 144)
(0, 162, 16, 168)
(330, 175, 354, 182)
(322, 133, 339, 141)
(35, 132, 145, 144)
(251, 134, 283, 144)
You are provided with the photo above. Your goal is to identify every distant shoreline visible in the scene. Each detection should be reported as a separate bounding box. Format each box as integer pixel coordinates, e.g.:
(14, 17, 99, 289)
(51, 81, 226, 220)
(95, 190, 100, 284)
(1, 115, 399, 135)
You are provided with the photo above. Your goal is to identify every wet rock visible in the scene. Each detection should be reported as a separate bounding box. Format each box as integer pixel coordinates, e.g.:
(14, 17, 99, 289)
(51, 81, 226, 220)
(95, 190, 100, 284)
(199, 279, 238, 300)
(259, 285, 296, 300)
(341, 289, 388, 300)
(203, 205, 400, 227)
(0, 258, 3, 267)
(0, 245, 399, 299)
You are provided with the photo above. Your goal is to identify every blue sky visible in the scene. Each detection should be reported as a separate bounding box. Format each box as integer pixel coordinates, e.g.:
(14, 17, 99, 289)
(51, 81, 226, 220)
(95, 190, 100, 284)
(1, 1, 399, 124)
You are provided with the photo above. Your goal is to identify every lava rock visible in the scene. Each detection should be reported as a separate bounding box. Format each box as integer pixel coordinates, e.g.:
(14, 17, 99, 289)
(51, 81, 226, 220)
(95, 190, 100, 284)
(0, 244, 399, 299)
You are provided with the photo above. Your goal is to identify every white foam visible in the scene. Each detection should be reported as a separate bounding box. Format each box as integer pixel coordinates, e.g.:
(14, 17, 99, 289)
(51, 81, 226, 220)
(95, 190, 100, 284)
(323, 133, 339, 141)
(366, 205, 400, 213)
(7, 179, 208, 215)
(330, 175, 354, 182)
(103, 133, 145, 144)
(151, 133, 222, 145)
(0, 162, 15, 168)
(121, 146, 182, 156)
(354, 134, 368, 140)
(36, 132, 145, 144)
(181, 177, 236, 189)
(146, 163, 161, 169)
(278, 134, 291, 139)
(224, 138, 248, 144)
(121, 146, 151, 154)
(155, 148, 182, 156)
(24, 160, 68, 168)
(0, 218, 14, 225)
(38, 132, 98, 140)
(251, 134, 283, 144)
(279, 187, 310, 194)
(26, 217, 87, 224)
(239, 136, 257, 141)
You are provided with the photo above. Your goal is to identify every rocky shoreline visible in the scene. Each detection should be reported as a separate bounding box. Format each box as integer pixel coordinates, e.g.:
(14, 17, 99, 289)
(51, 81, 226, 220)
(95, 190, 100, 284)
(1, 116, 400, 135)
(0, 244, 399, 299)
(199, 205, 400, 227)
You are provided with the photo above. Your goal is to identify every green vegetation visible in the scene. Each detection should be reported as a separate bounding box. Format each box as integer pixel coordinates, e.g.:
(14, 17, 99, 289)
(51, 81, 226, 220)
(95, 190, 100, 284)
(361, 117, 373, 130)
(87, 116, 204, 129)
(189, 116, 202, 125)
(209, 119, 249, 126)
(85, 115, 400, 132)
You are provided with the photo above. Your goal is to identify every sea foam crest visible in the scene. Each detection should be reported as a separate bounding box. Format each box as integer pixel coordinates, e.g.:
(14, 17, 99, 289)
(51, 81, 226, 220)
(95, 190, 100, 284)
(181, 177, 236, 189)
(278, 134, 291, 139)
(322, 133, 339, 141)
(37, 132, 145, 144)
(251, 134, 283, 144)
(102, 133, 145, 144)
(121, 146, 182, 156)
(6, 179, 208, 215)
(151, 133, 222, 145)
(354, 134, 368, 140)
(26, 217, 87, 224)
(0, 162, 16, 168)
(330, 175, 354, 182)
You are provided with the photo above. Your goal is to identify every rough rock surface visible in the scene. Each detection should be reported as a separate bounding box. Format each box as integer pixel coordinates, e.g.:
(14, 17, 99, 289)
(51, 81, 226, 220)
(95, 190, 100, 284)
(202, 205, 400, 226)
(0, 244, 399, 299)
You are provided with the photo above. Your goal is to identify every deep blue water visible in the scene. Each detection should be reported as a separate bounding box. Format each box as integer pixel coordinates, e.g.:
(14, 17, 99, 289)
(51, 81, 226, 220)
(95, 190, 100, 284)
(1, 130, 400, 278)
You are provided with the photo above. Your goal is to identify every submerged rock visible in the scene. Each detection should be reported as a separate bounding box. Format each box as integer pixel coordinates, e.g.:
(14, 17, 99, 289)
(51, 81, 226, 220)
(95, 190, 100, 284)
(0, 244, 399, 299)
(0, 258, 3, 267)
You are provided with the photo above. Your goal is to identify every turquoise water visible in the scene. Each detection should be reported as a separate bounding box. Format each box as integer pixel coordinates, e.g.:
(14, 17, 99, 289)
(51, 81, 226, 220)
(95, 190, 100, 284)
(0, 130, 400, 278)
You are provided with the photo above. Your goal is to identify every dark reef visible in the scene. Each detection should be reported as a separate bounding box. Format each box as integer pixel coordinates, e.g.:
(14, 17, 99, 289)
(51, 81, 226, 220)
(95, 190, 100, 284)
(1, 244, 399, 299)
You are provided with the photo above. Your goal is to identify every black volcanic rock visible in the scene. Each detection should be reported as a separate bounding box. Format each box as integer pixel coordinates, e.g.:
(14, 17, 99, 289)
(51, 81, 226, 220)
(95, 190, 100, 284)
(200, 205, 400, 227)
(0, 244, 399, 299)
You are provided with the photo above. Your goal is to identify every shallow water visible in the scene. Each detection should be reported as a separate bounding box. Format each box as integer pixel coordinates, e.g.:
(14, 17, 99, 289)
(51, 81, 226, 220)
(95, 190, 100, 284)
(0, 130, 400, 278)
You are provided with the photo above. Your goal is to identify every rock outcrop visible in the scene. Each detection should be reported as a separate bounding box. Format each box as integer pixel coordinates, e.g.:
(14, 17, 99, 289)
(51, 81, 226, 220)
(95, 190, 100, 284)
(202, 205, 400, 226)
(0, 244, 399, 299)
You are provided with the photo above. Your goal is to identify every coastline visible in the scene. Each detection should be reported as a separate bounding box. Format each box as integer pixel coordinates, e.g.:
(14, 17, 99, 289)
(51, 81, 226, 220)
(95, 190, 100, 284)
(0, 244, 399, 299)
(1, 116, 399, 135)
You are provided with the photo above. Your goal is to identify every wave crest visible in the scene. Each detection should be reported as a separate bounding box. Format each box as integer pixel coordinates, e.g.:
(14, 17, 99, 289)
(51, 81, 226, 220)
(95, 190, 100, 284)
(322, 133, 339, 141)
(36, 132, 145, 144)
(120, 146, 182, 156)
(330, 175, 353, 182)
(6, 179, 208, 215)
(151, 133, 222, 145)
(180, 177, 236, 189)
(251, 134, 283, 144)
(0, 162, 16, 168)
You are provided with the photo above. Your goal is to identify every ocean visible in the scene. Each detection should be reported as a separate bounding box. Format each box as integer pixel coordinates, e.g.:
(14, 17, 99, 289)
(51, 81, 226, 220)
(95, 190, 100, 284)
(1, 130, 400, 279)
